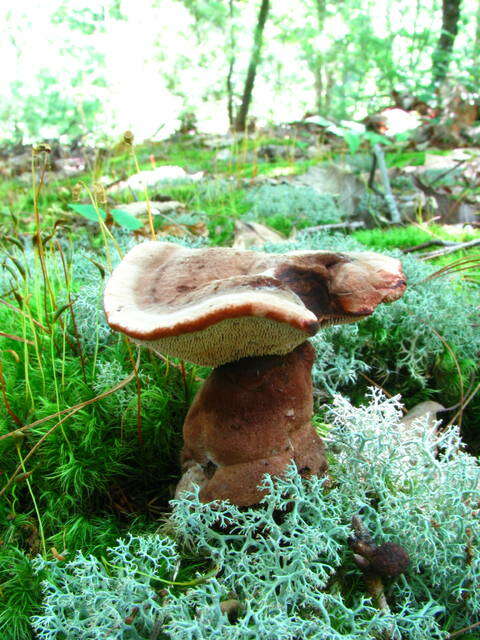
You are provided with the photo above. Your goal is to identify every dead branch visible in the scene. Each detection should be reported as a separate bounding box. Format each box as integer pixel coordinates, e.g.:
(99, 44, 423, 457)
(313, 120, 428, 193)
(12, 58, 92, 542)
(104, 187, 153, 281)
(419, 238, 480, 259)
(402, 239, 457, 253)
(446, 620, 480, 640)
(373, 144, 401, 223)
(300, 221, 365, 234)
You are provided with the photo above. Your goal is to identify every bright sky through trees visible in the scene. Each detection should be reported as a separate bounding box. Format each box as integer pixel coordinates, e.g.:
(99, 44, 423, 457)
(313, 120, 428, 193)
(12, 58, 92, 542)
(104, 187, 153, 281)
(1, 0, 479, 142)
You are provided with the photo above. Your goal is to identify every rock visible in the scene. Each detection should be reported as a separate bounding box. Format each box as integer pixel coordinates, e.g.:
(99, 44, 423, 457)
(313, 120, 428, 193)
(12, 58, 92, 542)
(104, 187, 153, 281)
(215, 148, 234, 162)
(232, 220, 285, 249)
(398, 151, 480, 223)
(201, 134, 236, 149)
(400, 401, 445, 436)
(396, 401, 446, 464)
(115, 200, 185, 217)
(401, 148, 477, 177)
(109, 165, 204, 193)
(365, 108, 422, 136)
(292, 164, 365, 217)
(174, 463, 208, 499)
(463, 124, 480, 146)
(0, 151, 34, 176)
(9, 151, 33, 175)
(53, 156, 86, 177)
(257, 144, 304, 161)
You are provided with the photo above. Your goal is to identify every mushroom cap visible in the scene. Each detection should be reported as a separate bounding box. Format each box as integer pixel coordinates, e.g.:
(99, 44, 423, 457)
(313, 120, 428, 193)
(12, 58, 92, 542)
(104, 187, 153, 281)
(369, 542, 410, 578)
(104, 241, 406, 366)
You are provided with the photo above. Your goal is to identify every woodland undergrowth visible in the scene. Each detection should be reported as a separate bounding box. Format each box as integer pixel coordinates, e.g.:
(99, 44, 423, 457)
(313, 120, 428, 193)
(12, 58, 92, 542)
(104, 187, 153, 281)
(0, 138, 479, 639)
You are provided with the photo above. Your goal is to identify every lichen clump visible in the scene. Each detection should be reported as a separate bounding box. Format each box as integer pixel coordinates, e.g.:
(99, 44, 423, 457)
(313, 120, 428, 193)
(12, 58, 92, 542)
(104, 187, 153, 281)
(32, 391, 480, 640)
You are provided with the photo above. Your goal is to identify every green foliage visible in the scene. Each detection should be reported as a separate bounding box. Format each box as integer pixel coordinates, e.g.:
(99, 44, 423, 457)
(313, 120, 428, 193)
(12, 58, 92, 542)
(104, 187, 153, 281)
(0, 236, 201, 640)
(68, 205, 142, 230)
(354, 224, 480, 251)
(110, 209, 143, 231)
(69, 204, 106, 222)
(2, 0, 480, 141)
(0, 547, 43, 640)
(353, 226, 434, 250)
(1, 132, 480, 639)
(31, 392, 480, 639)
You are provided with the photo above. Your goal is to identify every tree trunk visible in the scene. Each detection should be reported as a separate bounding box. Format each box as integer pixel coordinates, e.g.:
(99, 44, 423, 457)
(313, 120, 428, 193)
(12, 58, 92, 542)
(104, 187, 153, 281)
(313, 0, 327, 114)
(473, 0, 480, 73)
(432, 0, 462, 85)
(226, 0, 236, 127)
(234, 0, 270, 132)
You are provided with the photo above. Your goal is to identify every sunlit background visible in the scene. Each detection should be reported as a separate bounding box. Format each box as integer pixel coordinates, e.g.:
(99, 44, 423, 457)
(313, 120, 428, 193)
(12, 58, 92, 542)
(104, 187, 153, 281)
(1, 0, 479, 143)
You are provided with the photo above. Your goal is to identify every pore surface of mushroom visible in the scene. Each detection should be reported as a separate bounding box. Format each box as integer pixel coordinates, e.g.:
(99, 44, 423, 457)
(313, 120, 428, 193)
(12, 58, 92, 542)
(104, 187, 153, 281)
(104, 241, 406, 506)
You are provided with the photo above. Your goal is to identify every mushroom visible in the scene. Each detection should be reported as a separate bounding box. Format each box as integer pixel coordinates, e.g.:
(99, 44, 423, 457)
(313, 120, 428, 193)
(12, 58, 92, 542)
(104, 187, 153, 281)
(104, 241, 406, 506)
(349, 515, 410, 620)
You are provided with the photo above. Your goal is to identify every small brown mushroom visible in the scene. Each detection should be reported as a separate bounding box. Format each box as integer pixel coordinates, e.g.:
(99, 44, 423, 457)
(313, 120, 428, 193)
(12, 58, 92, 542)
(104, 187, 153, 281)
(104, 242, 406, 505)
(351, 540, 410, 579)
(220, 599, 243, 622)
(349, 515, 410, 624)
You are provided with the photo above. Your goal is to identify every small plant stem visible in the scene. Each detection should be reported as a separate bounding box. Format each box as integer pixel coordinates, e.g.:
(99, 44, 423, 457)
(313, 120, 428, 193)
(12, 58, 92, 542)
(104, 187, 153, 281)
(129, 144, 156, 240)
(0, 358, 23, 427)
(373, 143, 401, 223)
(31, 152, 56, 318)
(0, 359, 138, 444)
(446, 620, 480, 639)
(21, 301, 34, 408)
(0, 331, 33, 345)
(28, 297, 47, 392)
(450, 379, 480, 426)
(91, 328, 101, 386)
(417, 254, 480, 284)
(101, 557, 219, 587)
(125, 341, 143, 446)
(16, 442, 47, 557)
(0, 299, 49, 333)
(421, 239, 480, 260)
(56, 241, 87, 384)
(429, 326, 464, 427)
(80, 182, 123, 267)
(180, 360, 188, 399)
(47, 319, 72, 448)
(363, 574, 389, 612)
(0, 408, 77, 498)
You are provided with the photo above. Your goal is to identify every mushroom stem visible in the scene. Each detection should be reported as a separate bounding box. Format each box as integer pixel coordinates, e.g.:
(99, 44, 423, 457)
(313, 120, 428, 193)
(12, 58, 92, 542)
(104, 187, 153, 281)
(176, 342, 328, 506)
(349, 516, 410, 640)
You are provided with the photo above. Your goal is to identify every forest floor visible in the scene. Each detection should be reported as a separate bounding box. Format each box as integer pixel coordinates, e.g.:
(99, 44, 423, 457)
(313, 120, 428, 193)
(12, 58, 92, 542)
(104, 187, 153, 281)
(0, 129, 479, 639)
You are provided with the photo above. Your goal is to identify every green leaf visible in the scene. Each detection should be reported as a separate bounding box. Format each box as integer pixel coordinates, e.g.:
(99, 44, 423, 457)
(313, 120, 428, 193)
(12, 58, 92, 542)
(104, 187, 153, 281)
(111, 209, 143, 230)
(343, 132, 362, 154)
(69, 204, 106, 222)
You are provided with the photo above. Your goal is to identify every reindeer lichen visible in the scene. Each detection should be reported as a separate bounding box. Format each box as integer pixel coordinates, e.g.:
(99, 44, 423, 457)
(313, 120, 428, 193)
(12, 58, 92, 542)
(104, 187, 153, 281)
(32, 391, 480, 640)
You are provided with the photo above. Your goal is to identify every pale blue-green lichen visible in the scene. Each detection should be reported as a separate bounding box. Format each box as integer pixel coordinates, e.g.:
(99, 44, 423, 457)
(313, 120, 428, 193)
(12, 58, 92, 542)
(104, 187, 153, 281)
(32, 391, 480, 640)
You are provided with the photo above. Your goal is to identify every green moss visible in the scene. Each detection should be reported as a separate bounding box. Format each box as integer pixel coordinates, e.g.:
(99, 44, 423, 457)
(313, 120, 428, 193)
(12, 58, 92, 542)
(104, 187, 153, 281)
(354, 224, 480, 249)
(1, 134, 480, 638)
(0, 548, 43, 640)
(353, 225, 434, 249)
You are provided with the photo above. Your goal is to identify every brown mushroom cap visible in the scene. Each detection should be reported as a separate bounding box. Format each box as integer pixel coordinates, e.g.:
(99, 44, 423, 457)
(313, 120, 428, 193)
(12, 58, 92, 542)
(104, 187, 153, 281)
(369, 542, 411, 578)
(104, 241, 406, 366)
